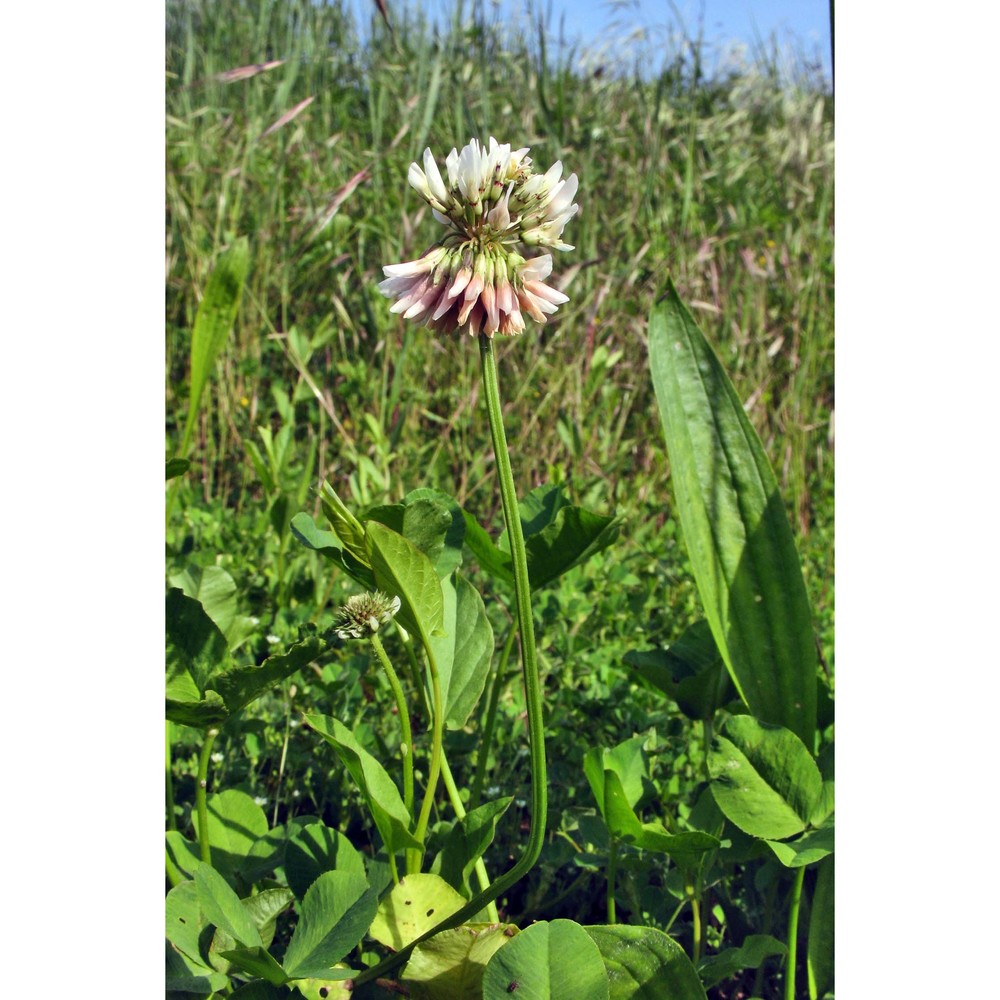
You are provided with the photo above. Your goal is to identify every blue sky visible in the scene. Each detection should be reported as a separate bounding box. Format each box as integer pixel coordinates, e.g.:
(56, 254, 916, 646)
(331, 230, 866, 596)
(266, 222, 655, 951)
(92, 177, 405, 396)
(353, 0, 832, 81)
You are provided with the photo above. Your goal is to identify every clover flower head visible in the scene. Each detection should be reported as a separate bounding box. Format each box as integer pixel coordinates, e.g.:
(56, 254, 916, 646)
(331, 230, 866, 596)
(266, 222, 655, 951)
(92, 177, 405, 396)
(380, 137, 578, 338)
(334, 591, 401, 640)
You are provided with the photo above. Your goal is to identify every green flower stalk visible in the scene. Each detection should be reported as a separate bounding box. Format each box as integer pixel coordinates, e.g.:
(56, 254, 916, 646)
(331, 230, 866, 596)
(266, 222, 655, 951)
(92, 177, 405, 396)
(357, 138, 578, 984)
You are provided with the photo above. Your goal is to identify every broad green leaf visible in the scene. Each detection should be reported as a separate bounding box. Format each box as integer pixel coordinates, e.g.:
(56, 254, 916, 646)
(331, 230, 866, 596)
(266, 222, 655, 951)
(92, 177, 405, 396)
(289, 971, 354, 999)
(165, 687, 229, 729)
(165, 880, 210, 965)
(166, 830, 201, 885)
(482, 919, 609, 1000)
(428, 573, 494, 730)
(202, 789, 270, 888)
(632, 828, 720, 867)
(518, 483, 569, 536)
(210, 887, 295, 974)
(807, 856, 834, 999)
(585, 924, 708, 1000)
(709, 716, 822, 840)
(166, 588, 232, 695)
(404, 923, 518, 999)
(180, 236, 250, 457)
(365, 497, 455, 577)
(166, 937, 230, 994)
(208, 634, 323, 715)
(697, 934, 787, 989)
(282, 870, 378, 978)
(290, 512, 376, 590)
(525, 506, 623, 591)
(230, 981, 291, 999)
(305, 714, 422, 855)
(168, 565, 255, 652)
(194, 863, 262, 947)
(403, 488, 467, 576)
(369, 874, 466, 950)
(242, 815, 319, 884)
(584, 737, 648, 811)
(432, 797, 513, 898)
(285, 821, 366, 901)
(461, 508, 514, 584)
(624, 621, 735, 721)
(648, 282, 817, 747)
(320, 480, 370, 567)
(166, 457, 190, 480)
(765, 822, 834, 867)
(365, 520, 444, 642)
(220, 944, 289, 985)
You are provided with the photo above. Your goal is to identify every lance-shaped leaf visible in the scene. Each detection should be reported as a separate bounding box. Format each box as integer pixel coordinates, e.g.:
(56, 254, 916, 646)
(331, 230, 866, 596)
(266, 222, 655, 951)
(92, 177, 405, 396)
(320, 480, 369, 567)
(305, 714, 422, 855)
(428, 573, 494, 730)
(648, 280, 817, 747)
(708, 716, 822, 840)
(365, 520, 444, 642)
(179, 237, 250, 457)
(290, 511, 376, 590)
(585, 924, 709, 1000)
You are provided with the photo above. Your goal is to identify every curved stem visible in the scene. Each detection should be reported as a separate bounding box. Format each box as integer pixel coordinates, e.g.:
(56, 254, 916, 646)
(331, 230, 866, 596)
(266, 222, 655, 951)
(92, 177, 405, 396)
(784, 866, 806, 1000)
(353, 334, 547, 986)
(469, 625, 517, 810)
(195, 727, 220, 864)
(370, 632, 417, 874)
(439, 753, 500, 923)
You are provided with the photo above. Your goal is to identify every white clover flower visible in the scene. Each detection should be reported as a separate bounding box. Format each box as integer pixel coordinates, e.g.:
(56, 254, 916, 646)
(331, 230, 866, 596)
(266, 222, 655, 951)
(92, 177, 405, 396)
(210, 752, 224, 764)
(380, 137, 577, 338)
(266, 633, 280, 645)
(254, 796, 268, 807)
(335, 591, 401, 640)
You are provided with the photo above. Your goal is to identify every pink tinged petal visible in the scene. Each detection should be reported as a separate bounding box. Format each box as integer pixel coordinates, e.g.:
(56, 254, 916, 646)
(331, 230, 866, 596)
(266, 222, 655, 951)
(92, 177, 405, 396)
(432, 208, 450, 226)
(525, 279, 569, 305)
(496, 279, 513, 316)
(379, 274, 421, 296)
(446, 265, 472, 300)
(482, 281, 499, 332)
(458, 275, 483, 324)
(517, 288, 547, 322)
(403, 280, 444, 319)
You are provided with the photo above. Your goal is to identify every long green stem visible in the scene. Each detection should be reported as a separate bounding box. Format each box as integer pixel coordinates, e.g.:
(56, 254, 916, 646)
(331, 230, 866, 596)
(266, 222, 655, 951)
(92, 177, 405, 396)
(353, 334, 547, 986)
(784, 866, 806, 1000)
(606, 837, 618, 924)
(196, 727, 220, 864)
(413, 641, 444, 864)
(166, 722, 177, 831)
(439, 754, 500, 923)
(469, 625, 517, 809)
(686, 872, 703, 963)
(370, 632, 417, 874)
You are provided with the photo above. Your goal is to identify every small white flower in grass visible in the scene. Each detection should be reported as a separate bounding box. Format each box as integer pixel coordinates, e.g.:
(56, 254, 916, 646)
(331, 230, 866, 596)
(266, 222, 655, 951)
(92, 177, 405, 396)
(254, 796, 268, 807)
(380, 136, 577, 338)
(211, 752, 224, 764)
(335, 591, 401, 640)
(266, 633, 280, 645)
